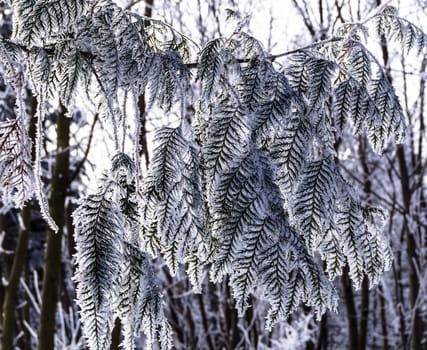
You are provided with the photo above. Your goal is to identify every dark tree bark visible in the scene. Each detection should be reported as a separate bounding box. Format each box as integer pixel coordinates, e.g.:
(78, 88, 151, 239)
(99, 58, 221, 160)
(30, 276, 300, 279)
(378, 285, 390, 350)
(37, 107, 70, 350)
(358, 137, 372, 350)
(1, 204, 31, 350)
(316, 314, 328, 350)
(342, 268, 359, 350)
(110, 318, 122, 349)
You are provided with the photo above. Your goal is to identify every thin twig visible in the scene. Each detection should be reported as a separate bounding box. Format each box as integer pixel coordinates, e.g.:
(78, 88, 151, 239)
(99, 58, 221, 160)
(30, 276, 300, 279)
(68, 114, 99, 185)
(128, 12, 201, 50)
(184, 36, 345, 69)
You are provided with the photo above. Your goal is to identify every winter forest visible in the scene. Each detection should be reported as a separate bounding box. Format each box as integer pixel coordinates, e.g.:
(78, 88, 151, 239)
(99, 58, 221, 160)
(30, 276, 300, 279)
(0, 0, 426, 349)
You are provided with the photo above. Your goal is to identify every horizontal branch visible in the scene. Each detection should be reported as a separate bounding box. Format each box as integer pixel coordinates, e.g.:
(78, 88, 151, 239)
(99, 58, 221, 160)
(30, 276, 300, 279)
(1, 32, 345, 74)
(185, 36, 344, 69)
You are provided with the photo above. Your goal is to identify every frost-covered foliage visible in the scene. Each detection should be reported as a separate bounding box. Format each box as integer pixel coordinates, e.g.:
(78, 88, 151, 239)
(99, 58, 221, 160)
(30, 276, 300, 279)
(0, 46, 34, 210)
(73, 154, 171, 349)
(1, 1, 426, 349)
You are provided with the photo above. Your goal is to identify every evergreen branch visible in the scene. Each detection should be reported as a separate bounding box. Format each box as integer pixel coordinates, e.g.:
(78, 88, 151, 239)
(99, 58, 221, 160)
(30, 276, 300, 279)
(80, 54, 120, 152)
(73, 186, 124, 350)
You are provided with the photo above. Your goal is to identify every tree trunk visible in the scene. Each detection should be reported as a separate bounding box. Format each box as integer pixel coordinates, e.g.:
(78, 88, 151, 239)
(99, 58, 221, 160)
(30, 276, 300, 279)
(378, 285, 390, 350)
(197, 293, 215, 350)
(315, 314, 328, 350)
(358, 137, 371, 350)
(397, 145, 423, 350)
(110, 318, 121, 349)
(1, 204, 31, 350)
(316, 313, 328, 350)
(342, 268, 359, 350)
(37, 108, 70, 350)
(359, 277, 370, 350)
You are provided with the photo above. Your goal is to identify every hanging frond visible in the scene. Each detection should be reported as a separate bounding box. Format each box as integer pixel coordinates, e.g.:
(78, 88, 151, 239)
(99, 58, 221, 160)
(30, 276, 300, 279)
(73, 188, 124, 350)
(134, 259, 171, 349)
(10, 0, 34, 44)
(111, 152, 136, 185)
(157, 181, 184, 249)
(111, 152, 140, 244)
(292, 157, 338, 251)
(0, 38, 25, 78)
(147, 51, 189, 112)
(71, 156, 172, 350)
(374, 6, 400, 38)
(185, 249, 205, 292)
(203, 103, 251, 200)
(306, 58, 336, 108)
(14, 0, 86, 45)
(159, 320, 174, 350)
(361, 207, 392, 286)
(230, 215, 274, 315)
(210, 153, 265, 281)
(33, 92, 59, 232)
(349, 44, 371, 87)
(333, 78, 355, 132)
(197, 38, 226, 102)
(237, 59, 271, 113)
(319, 227, 346, 280)
(56, 43, 89, 107)
(252, 69, 293, 139)
(336, 200, 365, 288)
(148, 127, 188, 195)
(115, 243, 146, 349)
(161, 144, 205, 275)
(258, 235, 297, 329)
(286, 52, 312, 95)
(367, 75, 406, 152)
(238, 33, 266, 59)
(112, 8, 147, 90)
(89, 8, 120, 105)
(0, 82, 33, 211)
(116, 243, 171, 350)
(269, 114, 311, 199)
(139, 174, 161, 255)
(140, 126, 207, 279)
(29, 47, 52, 91)
(295, 240, 336, 319)
(316, 108, 336, 155)
(210, 147, 337, 325)
(374, 6, 427, 55)
(0, 117, 33, 208)
(349, 83, 375, 134)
